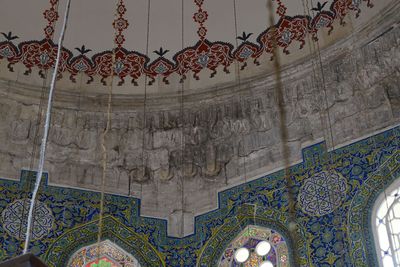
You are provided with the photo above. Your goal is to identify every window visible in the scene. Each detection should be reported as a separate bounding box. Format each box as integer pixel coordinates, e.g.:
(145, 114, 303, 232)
(373, 179, 400, 267)
(68, 240, 141, 267)
(218, 225, 289, 267)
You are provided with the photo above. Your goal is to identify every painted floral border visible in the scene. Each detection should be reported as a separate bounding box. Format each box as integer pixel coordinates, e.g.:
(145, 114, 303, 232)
(0, 0, 373, 86)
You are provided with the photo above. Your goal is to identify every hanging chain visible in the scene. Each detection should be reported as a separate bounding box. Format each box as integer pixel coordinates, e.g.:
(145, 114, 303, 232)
(266, 0, 300, 265)
(23, 0, 72, 254)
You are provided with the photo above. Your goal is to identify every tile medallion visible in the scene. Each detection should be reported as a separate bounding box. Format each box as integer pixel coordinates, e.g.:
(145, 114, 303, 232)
(0, 125, 398, 266)
(298, 170, 347, 217)
(1, 198, 54, 240)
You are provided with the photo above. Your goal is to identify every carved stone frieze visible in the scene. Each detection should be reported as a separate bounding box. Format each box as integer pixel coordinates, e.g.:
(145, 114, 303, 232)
(0, 16, 399, 237)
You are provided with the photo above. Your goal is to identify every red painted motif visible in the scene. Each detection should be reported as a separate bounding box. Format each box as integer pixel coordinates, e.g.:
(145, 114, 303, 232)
(43, 0, 59, 39)
(310, 11, 335, 40)
(67, 54, 94, 83)
(0, 41, 20, 72)
(86, 48, 148, 86)
(0, 0, 375, 85)
(19, 39, 71, 78)
(332, 0, 366, 24)
(275, 0, 287, 17)
(193, 0, 208, 40)
(233, 42, 261, 70)
(113, 0, 129, 48)
(257, 28, 277, 60)
(146, 57, 176, 85)
(275, 17, 309, 54)
(174, 40, 233, 81)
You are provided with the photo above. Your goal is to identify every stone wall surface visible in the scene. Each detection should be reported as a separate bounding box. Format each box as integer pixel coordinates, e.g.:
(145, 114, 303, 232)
(1, 120, 399, 266)
(0, 4, 399, 237)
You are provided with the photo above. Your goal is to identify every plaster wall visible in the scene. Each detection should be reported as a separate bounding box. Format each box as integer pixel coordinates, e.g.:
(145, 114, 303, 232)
(0, 2, 399, 237)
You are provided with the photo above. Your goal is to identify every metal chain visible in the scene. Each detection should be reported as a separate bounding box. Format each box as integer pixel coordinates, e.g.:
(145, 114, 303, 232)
(266, 0, 300, 265)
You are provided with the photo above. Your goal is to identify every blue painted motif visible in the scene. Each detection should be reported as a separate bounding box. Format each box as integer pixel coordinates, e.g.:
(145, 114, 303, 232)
(298, 171, 347, 217)
(0, 126, 399, 266)
(1, 199, 54, 240)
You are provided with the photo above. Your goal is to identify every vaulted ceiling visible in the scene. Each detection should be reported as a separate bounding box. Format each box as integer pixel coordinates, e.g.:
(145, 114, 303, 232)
(0, 0, 385, 95)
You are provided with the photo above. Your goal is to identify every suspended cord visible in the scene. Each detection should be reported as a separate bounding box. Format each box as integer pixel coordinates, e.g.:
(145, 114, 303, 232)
(304, 0, 349, 264)
(29, 76, 48, 171)
(96, 57, 116, 254)
(21, 73, 48, 250)
(298, 1, 337, 264)
(300, 1, 340, 264)
(266, 0, 300, 265)
(179, 0, 185, 237)
(29, 0, 62, 172)
(27, 0, 61, 233)
(232, 0, 241, 86)
(23, 0, 72, 254)
(28, 0, 60, 207)
(138, 0, 151, 199)
(304, 0, 336, 162)
(96, 2, 120, 261)
(232, 0, 248, 186)
(300, 0, 328, 159)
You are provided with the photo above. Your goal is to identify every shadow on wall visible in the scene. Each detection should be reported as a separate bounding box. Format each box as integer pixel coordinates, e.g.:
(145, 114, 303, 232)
(0, 126, 399, 266)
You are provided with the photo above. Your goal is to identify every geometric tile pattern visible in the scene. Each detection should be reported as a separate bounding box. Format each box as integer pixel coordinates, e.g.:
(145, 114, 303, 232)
(349, 149, 400, 267)
(68, 239, 140, 267)
(218, 225, 289, 267)
(298, 170, 347, 217)
(374, 182, 400, 266)
(0, 125, 398, 266)
(1, 199, 54, 240)
(44, 216, 164, 267)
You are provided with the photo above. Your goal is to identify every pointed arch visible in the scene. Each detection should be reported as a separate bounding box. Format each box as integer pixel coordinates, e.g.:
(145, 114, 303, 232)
(218, 225, 289, 266)
(197, 204, 300, 266)
(348, 151, 400, 266)
(372, 175, 400, 266)
(68, 239, 141, 267)
(43, 216, 165, 267)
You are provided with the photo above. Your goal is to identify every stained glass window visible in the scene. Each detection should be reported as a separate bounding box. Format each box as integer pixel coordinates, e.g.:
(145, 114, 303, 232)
(218, 225, 289, 267)
(68, 240, 141, 267)
(373, 179, 400, 267)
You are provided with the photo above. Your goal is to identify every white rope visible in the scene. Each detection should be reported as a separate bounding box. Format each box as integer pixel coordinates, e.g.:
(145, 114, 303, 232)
(23, 0, 72, 254)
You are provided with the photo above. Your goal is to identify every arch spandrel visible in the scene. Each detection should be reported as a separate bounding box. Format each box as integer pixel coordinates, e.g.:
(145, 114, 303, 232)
(348, 151, 400, 266)
(44, 216, 165, 267)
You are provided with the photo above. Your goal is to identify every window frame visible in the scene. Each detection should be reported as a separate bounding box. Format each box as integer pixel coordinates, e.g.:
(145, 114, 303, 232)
(371, 177, 400, 267)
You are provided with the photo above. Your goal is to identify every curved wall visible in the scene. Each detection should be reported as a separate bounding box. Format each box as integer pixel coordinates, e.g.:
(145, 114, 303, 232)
(0, 118, 399, 266)
(0, 0, 395, 95)
(0, 1, 399, 237)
